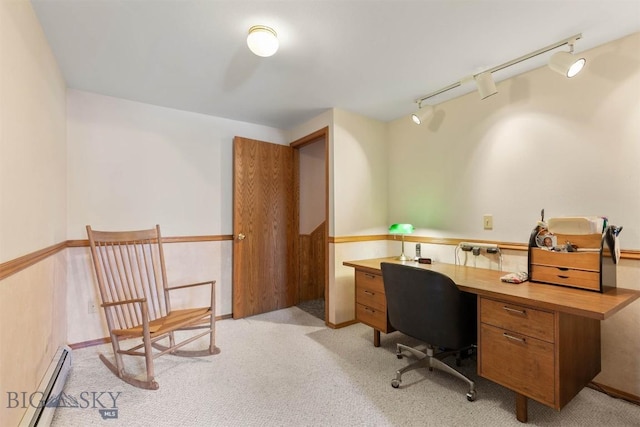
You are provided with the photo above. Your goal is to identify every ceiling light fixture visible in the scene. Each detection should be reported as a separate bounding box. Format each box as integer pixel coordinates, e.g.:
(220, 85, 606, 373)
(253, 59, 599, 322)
(474, 72, 498, 100)
(247, 25, 279, 57)
(411, 102, 434, 124)
(548, 40, 586, 78)
(411, 34, 584, 124)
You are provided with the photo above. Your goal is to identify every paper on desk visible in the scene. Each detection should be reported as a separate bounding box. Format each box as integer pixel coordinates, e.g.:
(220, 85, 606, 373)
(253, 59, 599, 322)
(547, 217, 605, 235)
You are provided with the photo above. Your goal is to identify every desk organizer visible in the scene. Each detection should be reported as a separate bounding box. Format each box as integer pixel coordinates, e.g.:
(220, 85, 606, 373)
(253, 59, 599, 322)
(527, 226, 617, 292)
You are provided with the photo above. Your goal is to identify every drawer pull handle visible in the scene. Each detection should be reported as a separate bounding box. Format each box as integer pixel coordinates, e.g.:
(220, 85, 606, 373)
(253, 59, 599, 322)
(502, 306, 527, 316)
(364, 307, 375, 313)
(364, 273, 377, 279)
(503, 333, 526, 343)
(558, 275, 569, 279)
(363, 290, 375, 296)
(557, 267, 569, 271)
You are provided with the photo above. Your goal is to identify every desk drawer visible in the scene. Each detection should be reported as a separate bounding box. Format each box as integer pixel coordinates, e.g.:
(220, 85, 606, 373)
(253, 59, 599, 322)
(530, 249, 599, 271)
(356, 286, 386, 312)
(479, 323, 555, 406)
(355, 270, 384, 293)
(480, 298, 554, 343)
(530, 265, 600, 291)
(356, 303, 388, 331)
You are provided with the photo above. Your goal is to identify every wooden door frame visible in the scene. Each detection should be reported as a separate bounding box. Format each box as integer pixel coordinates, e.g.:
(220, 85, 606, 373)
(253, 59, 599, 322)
(290, 127, 329, 323)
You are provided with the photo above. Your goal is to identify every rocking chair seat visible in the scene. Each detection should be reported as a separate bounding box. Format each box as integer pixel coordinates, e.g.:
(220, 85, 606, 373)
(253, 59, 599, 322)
(112, 307, 212, 337)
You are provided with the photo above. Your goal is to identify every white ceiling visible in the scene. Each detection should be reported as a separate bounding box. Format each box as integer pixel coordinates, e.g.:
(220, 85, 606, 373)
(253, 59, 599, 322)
(31, 0, 640, 130)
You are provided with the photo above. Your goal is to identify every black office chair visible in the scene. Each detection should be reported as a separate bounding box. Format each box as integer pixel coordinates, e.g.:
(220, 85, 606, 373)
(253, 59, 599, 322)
(380, 262, 478, 401)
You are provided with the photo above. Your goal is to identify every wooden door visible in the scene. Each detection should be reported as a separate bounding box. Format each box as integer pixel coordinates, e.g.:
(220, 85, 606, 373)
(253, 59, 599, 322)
(232, 136, 298, 319)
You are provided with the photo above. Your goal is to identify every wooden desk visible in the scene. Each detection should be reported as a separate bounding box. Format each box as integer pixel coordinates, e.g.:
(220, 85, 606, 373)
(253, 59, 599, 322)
(343, 257, 640, 423)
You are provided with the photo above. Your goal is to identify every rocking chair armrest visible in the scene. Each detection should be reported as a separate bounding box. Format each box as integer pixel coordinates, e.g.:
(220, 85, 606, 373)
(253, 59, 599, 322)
(167, 280, 216, 313)
(101, 298, 146, 308)
(167, 280, 216, 291)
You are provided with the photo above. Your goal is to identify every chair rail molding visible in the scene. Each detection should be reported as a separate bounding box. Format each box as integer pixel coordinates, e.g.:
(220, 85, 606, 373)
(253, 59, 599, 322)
(0, 235, 234, 281)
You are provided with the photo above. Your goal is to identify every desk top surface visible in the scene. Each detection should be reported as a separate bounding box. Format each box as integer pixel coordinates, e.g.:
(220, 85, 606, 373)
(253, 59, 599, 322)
(343, 257, 640, 320)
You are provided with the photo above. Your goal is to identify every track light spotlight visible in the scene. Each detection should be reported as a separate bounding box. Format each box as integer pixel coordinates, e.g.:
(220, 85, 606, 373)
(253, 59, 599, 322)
(475, 72, 498, 100)
(548, 42, 585, 78)
(411, 104, 434, 125)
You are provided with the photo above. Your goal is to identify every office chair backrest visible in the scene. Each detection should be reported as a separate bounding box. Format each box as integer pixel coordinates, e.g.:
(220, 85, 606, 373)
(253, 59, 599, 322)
(381, 262, 477, 350)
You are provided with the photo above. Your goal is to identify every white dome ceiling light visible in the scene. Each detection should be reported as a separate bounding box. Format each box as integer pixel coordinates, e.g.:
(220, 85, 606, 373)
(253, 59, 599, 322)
(247, 25, 279, 57)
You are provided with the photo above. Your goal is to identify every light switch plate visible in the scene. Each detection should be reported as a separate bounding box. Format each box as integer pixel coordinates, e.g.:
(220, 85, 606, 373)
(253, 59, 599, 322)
(483, 214, 493, 230)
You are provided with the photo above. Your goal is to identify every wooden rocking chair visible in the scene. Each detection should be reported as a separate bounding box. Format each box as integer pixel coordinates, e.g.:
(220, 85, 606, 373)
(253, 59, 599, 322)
(86, 225, 220, 390)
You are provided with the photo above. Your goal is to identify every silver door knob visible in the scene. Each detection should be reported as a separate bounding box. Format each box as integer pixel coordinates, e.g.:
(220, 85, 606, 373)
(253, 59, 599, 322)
(237, 233, 246, 241)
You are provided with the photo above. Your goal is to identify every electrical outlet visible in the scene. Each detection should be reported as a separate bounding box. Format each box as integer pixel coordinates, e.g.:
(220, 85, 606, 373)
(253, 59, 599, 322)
(483, 214, 493, 230)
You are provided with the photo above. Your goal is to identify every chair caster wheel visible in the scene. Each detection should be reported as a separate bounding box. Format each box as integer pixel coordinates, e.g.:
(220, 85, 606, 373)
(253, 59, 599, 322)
(391, 379, 400, 388)
(466, 390, 477, 402)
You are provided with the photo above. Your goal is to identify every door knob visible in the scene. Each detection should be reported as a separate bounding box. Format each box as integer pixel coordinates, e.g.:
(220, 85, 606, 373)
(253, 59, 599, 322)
(237, 233, 246, 241)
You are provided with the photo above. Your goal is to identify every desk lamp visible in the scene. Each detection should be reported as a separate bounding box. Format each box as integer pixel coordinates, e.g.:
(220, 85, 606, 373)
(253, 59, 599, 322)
(389, 223, 414, 261)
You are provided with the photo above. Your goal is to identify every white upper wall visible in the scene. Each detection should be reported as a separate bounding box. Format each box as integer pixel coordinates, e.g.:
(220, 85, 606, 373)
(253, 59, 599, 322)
(387, 32, 640, 249)
(0, 0, 67, 262)
(66, 90, 288, 239)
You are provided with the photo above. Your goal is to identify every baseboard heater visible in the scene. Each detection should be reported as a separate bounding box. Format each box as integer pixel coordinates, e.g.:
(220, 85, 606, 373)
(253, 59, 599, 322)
(20, 346, 72, 427)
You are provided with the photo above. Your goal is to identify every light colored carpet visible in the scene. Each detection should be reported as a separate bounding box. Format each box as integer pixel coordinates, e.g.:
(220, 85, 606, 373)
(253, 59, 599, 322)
(52, 307, 640, 426)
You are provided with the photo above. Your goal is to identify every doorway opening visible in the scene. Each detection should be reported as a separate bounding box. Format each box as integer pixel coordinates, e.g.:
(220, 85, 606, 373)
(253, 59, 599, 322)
(291, 127, 329, 322)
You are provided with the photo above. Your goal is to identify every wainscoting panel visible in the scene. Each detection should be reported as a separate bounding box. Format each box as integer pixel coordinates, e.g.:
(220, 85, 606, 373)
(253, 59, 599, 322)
(299, 222, 326, 302)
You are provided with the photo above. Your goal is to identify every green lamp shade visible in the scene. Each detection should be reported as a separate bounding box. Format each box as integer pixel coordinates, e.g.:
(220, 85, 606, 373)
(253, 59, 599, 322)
(389, 223, 414, 234)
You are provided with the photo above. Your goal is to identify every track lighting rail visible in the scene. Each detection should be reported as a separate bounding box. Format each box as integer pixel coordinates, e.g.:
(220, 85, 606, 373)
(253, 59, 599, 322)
(483, 33, 582, 76)
(413, 33, 583, 106)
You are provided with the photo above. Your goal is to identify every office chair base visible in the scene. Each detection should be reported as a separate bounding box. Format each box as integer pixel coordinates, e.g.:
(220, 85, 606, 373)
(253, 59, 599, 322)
(391, 343, 477, 401)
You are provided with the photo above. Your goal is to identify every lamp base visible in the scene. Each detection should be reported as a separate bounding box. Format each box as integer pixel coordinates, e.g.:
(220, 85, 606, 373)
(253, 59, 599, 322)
(397, 254, 410, 261)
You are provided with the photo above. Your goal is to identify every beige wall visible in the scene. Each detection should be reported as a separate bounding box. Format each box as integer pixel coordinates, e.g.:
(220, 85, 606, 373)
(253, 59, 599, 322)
(67, 89, 288, 240)
(333, 109, 388, 237)
(0, 1, 67, 425)
(386, 32, 640, 248)
(0, 0, 66, 262)
(330, 109, 389, 324)
(0, 253, 67, 419)
(299, 141, 326, 234)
